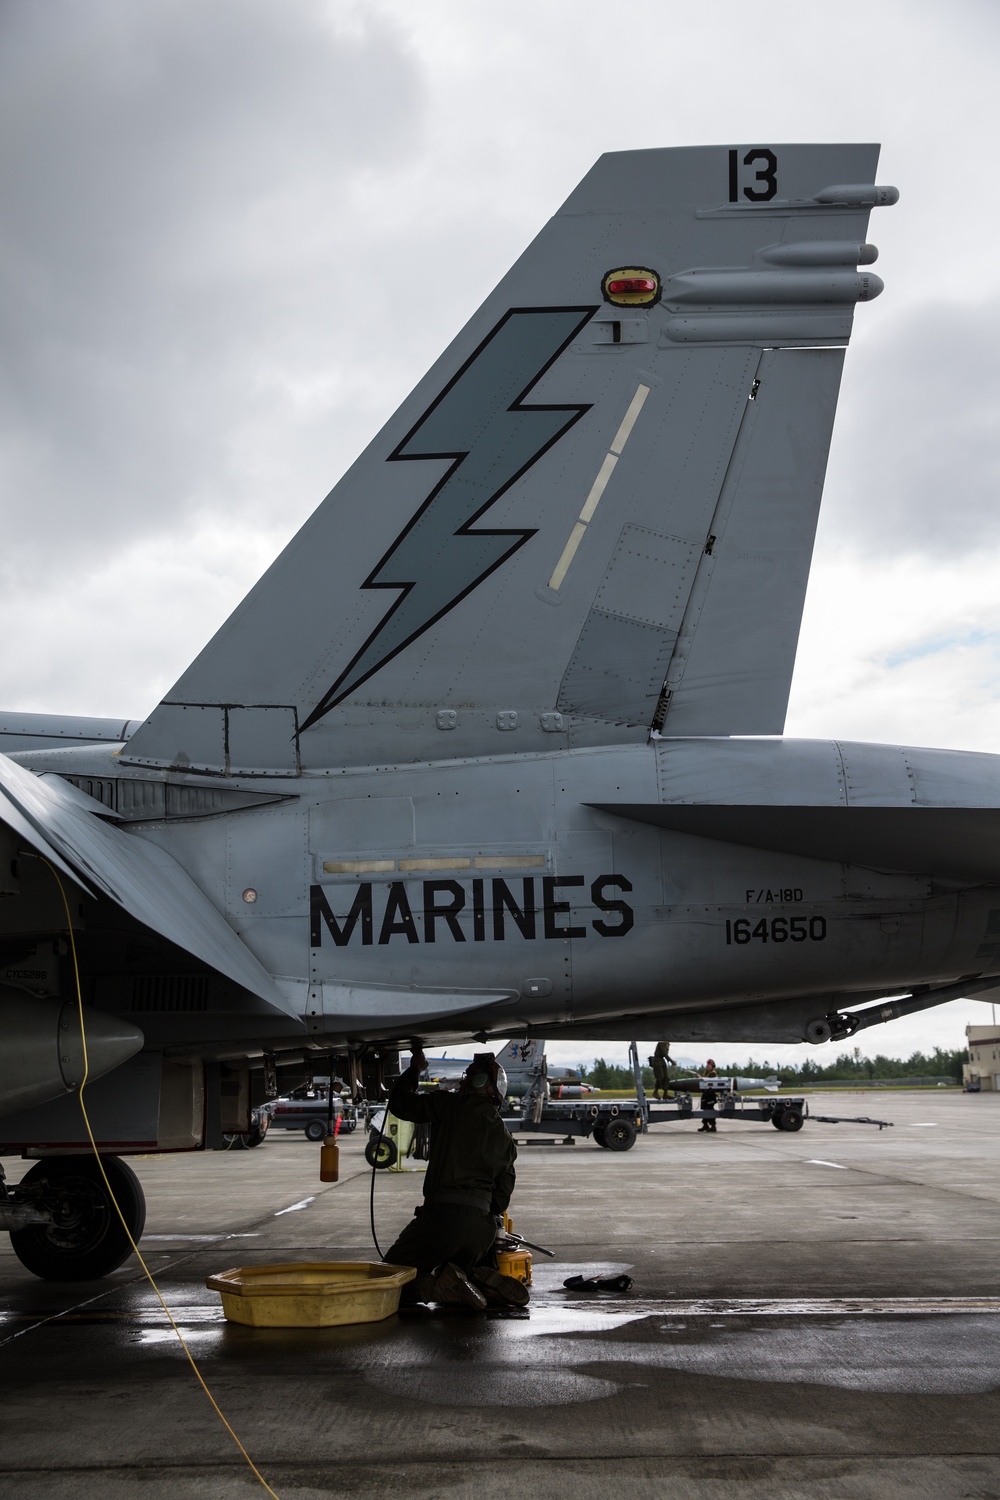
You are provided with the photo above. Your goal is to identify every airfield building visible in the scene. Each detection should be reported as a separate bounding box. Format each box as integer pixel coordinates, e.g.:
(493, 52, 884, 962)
(963, 1026, 1000, 1091)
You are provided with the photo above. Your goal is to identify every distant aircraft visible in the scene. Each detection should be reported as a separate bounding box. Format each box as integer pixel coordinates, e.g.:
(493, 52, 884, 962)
(3, 142, 991, 1282)
(402, 1038, 573, 1096)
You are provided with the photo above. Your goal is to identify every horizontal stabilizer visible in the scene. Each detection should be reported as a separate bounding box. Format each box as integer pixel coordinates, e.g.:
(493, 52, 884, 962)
(0, 712, 140, 755)
(0, 754, 298, 1018)
(595, 802, 1000, 883)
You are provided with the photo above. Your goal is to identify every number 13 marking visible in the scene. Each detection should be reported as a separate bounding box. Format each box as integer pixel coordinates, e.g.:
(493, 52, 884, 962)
(728, 148, 778, 203)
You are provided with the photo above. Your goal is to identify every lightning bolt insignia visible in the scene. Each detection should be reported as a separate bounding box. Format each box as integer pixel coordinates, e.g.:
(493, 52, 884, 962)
(301, 306, 597, 731)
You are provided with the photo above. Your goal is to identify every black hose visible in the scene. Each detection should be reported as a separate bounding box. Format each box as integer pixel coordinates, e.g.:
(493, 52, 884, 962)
(369, 1105, 388, 1261)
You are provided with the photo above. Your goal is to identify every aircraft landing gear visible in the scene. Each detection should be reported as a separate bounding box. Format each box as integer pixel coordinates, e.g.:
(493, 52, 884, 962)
(221, 1110, 270, 1149)
(6, 1155, 146, 1280)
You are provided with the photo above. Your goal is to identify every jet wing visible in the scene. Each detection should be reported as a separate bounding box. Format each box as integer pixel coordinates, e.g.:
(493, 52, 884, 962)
(0, 752, 299, 1019)
(596, 802, 1000, 883)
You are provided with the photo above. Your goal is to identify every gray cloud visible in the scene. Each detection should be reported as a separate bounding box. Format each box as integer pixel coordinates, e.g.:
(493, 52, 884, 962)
(0, 0, 425, 575)
(822, 300, 1000, 559)
(3, 0, 1000, 725)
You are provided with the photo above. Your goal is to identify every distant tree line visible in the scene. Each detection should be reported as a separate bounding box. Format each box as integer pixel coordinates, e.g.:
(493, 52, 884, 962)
(584, 1059, 650, 1090)
(582, 1047, 966, 1089)
(723, 1047, 966, 1083)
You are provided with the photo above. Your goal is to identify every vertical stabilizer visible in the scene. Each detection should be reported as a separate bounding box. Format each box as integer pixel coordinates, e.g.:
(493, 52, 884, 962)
(119, 144, 895, 773)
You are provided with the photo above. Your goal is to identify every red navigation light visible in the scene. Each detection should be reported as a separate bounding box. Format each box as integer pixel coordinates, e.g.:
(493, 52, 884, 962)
(602, 266, 661, 306)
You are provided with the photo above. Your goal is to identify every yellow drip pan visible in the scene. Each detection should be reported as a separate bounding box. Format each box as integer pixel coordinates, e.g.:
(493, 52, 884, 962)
(206, 1261, 416, 1328)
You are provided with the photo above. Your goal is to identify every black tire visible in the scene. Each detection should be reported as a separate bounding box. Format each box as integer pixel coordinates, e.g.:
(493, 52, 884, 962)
(304, 1119, 327, 1142)
(364, 1134, 398, 1169)
(778, 1107, 804, 1132)
(341, 1117, 357, 1134)
(771, 1112, 785, 1130)
(603, 1118, 637, 1151)
(592, 1125, 609, 1148)
(244, 1120, 268, 1148)
(220, 1133, 249, 1150)
(9, 1156, 146, 1281)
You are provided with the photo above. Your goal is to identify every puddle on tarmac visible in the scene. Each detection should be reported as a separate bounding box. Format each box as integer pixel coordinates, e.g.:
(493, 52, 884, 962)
(123, 1262, 1000, 1405)
(366, 1364, 621, 1406)
(360, 1295, 1000, 1407)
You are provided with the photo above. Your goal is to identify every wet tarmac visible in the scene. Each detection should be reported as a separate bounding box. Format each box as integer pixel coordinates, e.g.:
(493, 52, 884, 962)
(2, 1089, 999, 1498)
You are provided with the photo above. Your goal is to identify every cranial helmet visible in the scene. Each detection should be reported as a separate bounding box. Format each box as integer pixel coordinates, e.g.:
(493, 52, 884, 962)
(464, 1053, 507, 1102)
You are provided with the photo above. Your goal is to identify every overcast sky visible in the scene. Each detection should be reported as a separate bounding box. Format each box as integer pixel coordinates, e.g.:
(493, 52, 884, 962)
(3, 0, 999, 1068)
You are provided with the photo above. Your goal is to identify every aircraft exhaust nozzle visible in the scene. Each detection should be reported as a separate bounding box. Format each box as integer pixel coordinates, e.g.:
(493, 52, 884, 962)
(0, 987, 144, 1119)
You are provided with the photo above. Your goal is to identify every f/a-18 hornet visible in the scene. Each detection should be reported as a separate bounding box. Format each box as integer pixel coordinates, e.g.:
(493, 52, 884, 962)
(2, 143, 994, 1277)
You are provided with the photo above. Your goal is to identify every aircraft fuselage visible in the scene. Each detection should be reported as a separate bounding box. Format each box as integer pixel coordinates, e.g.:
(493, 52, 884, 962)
(13, 733, 1000, 1051)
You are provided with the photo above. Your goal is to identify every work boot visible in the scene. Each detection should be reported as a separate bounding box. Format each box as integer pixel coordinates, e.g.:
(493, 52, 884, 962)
(469, 1266, 530, 1307)
(404, 1272, 442, 1305)
(431, 1262, 487, 1310)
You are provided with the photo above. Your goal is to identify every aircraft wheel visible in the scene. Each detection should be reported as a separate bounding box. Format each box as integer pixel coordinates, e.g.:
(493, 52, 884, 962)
(603, 1118, 637, 1151)
(341, 1117, 357, 1134)
(592, 1125, 608, 1148)
(9, 1156, 146, 1281)
(304, 1120, 327, 1142)
(364, 1134, 398, 1169)
(778, 1107, 804, 1132)
(244, 1117, 269, 1148)
(220, 1133, 249, 1150)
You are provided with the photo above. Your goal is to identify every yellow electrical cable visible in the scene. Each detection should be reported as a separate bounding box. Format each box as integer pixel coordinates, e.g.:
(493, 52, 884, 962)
(36, 856, 282, 1500)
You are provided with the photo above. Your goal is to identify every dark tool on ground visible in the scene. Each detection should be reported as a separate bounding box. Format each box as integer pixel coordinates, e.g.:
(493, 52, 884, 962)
(563, 1274, 634, 1292)
(499, 1229, 555, 1259)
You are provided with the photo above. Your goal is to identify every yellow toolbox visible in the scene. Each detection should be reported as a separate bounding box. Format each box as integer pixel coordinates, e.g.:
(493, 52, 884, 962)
(496, 1246, 532, 1285)
(496, 1213, 532, 1284)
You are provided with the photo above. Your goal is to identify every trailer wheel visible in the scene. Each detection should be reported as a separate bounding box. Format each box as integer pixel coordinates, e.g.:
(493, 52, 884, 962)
(603, 1118, 637, 1151)
(778, 1107, 804, 1132)
(365, 1134, 398, 1169)
(592, 1125, 608, 1148)
(770, 1111, 784, 1130)
(304, 1120, 326, 1142)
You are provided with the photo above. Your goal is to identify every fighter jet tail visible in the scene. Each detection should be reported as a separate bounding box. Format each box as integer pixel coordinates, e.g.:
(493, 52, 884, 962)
(120, 145, 895, 774)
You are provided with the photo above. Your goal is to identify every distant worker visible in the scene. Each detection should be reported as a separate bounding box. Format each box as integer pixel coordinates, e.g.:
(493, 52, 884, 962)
(698, 1057, 719, 1132)
(649, 1041, 675, 1100)
(383, 1042, 528, 1311)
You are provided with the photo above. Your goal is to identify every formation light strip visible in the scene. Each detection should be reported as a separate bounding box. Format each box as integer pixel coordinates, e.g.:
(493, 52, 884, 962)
(323, 853, 547, 875)
(548, 383, 651, 591)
